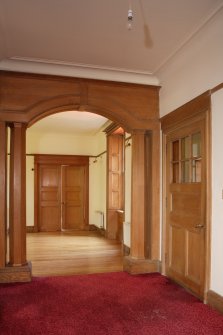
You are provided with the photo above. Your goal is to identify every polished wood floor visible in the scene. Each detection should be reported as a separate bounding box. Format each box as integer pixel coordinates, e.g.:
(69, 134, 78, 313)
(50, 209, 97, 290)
(27, 231, 123, 277)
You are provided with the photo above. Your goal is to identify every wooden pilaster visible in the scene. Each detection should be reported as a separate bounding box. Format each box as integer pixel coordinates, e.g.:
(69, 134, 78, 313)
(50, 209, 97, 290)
(130, 131, 148, 259)
(9, 123, 27, 266)
(0, 122, 7, 268)
(124, 130, 160, 274)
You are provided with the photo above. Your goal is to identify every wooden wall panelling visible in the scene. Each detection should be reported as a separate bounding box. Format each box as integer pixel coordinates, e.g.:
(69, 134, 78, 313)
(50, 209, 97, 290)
(150, 125, 161, 260)
(0, 70, 161, 281)
(0, 122, 7, 268)
(87, 80, 160, 130)
(124, 130, 160, 274)
(160, 91, 211, 132)
(0, 71, 160, 132)
(144, 132, 152, 259)
(130, 131, 148, 259)
(9, 123, 27, 266)
(107, 134, 124, 239)
(34, 154, 89, 166)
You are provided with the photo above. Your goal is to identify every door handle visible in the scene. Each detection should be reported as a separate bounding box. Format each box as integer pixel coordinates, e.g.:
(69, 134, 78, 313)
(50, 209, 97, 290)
(195, 224, 204, 228)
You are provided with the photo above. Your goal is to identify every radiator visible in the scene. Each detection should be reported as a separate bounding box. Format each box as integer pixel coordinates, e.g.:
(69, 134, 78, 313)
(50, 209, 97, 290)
(123, 221, 131, 247)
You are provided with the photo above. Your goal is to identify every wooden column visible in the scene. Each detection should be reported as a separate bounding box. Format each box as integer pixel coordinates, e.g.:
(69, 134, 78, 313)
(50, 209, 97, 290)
(0, 122, 7, 268)
(131, 131, 147, 259)
(9, 123, 27, 266)
(150, 124, 161, 260)
(0, 122, 31, 283)
(123, 130, 160, 274)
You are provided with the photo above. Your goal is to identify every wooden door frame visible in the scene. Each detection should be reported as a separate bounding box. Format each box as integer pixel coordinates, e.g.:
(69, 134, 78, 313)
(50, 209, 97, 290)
(160, 91, 211, 301)
(34, 154, 89, 232)
(105, 126, 125, 240)
(0, 70, 160, 282)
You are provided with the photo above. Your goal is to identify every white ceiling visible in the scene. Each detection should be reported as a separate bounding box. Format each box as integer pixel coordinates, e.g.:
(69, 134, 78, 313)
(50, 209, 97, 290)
(0, 0, 222, 78)
(29, 111, 109, 135)
(1, 0, 222, 133)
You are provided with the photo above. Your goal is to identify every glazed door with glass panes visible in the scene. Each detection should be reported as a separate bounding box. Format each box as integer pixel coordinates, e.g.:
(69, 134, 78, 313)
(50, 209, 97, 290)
(165, 120, 205, 298)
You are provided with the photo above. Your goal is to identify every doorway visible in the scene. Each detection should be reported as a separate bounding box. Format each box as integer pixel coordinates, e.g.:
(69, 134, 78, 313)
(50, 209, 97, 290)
(35, 155, 89, 232)
(162, 97, 211, 299)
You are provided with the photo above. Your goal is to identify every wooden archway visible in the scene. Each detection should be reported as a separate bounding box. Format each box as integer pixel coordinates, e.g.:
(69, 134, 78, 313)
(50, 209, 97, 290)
(0, 70, 161, 282)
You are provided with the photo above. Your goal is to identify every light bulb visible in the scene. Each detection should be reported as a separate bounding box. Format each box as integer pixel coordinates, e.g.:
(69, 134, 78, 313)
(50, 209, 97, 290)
(127, 9, 133, 30)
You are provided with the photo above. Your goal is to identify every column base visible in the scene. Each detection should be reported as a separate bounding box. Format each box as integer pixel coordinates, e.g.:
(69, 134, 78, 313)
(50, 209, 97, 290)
(0, 262, 32, 283)
(123, 256, 161, 275)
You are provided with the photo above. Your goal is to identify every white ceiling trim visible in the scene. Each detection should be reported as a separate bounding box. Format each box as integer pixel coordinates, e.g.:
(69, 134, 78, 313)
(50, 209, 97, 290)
(0, 57, 160, 86)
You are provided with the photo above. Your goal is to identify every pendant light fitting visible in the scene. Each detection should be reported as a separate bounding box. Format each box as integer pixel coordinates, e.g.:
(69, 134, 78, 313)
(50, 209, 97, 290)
(127, 2, 133, 30)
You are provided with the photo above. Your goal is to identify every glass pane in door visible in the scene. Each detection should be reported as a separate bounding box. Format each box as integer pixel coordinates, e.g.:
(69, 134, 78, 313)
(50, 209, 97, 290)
(181, 160, 190, 183)
(192, 133, 201, 158)
(181, 136, 190, 160)
(172, 163, 179, 183)
(192, 159, 201, 182)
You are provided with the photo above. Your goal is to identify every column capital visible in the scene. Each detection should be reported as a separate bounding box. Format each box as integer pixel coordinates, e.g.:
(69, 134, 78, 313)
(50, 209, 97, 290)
(8, 122, 28, 129)
(131, 129, 151, 136)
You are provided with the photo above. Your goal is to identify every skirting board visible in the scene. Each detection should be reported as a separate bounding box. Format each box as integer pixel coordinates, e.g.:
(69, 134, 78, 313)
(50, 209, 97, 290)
(26, 226, 38, 233)
(89, 224, 105, 236)
(0, 262, 32, 283)
(207, 290, 223, 314)
(123, 244, 130, 256)
(123, 256, 161, 275)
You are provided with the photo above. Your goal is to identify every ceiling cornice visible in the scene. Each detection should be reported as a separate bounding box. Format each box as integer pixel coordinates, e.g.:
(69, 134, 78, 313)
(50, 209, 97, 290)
(155, 3, 223, 75)
(0, 57, 160, 86)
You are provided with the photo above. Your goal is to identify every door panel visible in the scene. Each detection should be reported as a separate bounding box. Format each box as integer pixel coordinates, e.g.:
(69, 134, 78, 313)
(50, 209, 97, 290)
(187, 230, 203, 283)
(61, 165, 87, 230)
(107, 134, 124, 239)
(108, 135, 123, 209)
(166, 121, 205, 298)
(170, 225, 185, 275)
(41, 207, 60, 231)
(38, 165, 61, 232)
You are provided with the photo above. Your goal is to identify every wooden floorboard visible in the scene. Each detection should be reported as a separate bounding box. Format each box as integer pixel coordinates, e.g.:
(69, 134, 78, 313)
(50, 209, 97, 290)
(27, 231, 123, 277)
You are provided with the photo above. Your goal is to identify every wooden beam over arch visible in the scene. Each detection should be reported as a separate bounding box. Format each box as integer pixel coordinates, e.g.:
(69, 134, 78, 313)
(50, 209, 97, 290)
(0, 70, 160, 131)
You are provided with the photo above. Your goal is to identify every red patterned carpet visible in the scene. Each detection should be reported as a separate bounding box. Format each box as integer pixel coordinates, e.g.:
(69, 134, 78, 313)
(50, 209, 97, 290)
(1, 272, 223, 335)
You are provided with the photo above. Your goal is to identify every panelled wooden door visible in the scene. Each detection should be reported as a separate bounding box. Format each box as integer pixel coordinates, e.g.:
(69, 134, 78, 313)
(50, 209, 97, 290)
(108, 134, 123, 210)
(38, 164, 61, 232)
(165, 120, 206, 298)
(61, 165, 87, 230)
(37, 161, 88, 232)
(107, 134, 124, 239)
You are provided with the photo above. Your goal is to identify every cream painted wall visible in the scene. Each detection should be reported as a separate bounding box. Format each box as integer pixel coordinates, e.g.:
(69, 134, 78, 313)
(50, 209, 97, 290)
(89, 132, 107, 228)
(89, 154, 107, 228)
(157, 8, 223, 295)
(26, 130, 107, 228)
(124, 139, 132, 223)
(124, 137, 132, 247)
(211, 89, 223, 295)
(26, 130, 99, 155)
(158, 7, 223, 117)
